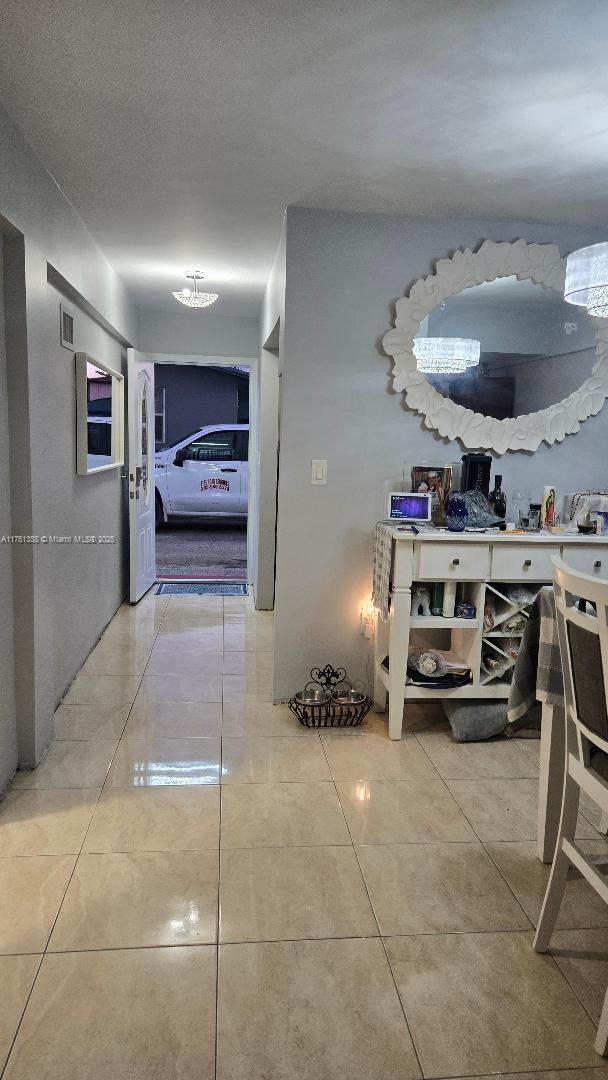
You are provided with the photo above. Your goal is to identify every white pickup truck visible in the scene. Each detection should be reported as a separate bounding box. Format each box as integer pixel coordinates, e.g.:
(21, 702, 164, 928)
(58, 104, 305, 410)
(154, 423, 249, 527)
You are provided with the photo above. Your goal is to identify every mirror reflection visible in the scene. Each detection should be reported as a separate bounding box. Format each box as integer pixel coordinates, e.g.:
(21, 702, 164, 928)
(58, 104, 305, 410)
(86, 361, 113, 469)
(418, 276, 596, 420)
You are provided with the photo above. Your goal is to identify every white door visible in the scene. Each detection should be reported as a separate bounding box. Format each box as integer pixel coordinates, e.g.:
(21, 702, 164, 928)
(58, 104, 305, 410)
(128, 349, 156, 602)
(168, 429, 242, 514)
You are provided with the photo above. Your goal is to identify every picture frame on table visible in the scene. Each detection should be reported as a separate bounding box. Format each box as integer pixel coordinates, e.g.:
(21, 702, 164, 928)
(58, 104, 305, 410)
(411, 465, 452, 525)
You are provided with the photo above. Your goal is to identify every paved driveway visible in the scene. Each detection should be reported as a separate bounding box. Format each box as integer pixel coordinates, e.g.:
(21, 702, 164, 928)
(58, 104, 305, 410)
(156, 520, 247, 579)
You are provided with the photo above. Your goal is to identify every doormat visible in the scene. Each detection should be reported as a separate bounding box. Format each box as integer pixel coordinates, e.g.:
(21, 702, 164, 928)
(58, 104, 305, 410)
(156, 582, 248, 595)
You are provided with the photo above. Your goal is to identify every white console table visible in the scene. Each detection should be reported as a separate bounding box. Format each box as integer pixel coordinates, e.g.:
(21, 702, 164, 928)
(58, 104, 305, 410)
(373, 529, 608, 859)
(373, 529, 608, 737)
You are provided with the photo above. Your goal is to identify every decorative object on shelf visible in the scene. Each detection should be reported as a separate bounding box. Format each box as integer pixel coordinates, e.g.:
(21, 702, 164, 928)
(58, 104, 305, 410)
(411, 464, 452, 525)
(430, 581, 444, 616)
(484, 599, 496, 630)
(455, 601, 476, 619)
(540, 485, 556, 528)
(446, 491, 468, 532)
(489, 474, 507, 520)
(289, 665, 372, 728)
(564, 242, 608, 317)
(442, 579, 457, 617)
(578, 512, 597, 535)
(413, 337, 480, 374)
(462, 489, 502, 528)
(172, 271, 219, 309)
(528, 503, 541, 530)
(411, 584, 431, 616)
(461, 453, 492, 497)
(383, 239, 608, 453)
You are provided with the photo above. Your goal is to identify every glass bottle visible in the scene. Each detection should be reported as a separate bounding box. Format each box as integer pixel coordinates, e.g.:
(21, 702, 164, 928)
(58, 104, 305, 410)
(489, 475, 507, 519)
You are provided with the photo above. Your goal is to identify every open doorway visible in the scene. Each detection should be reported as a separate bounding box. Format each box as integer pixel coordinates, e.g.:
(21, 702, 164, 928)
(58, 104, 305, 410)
(153, 359, 250, 582)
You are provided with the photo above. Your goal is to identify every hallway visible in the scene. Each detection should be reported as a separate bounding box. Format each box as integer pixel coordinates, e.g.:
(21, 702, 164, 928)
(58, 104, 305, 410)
(0, 590, 607, 1079)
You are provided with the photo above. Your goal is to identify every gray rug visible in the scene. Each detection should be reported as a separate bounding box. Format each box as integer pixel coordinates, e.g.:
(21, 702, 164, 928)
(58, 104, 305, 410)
(156, 582, 248, 595)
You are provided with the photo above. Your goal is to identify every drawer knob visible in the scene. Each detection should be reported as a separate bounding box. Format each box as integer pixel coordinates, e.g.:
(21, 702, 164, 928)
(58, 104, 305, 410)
(452, 558, 460, 566)
(595, 560, 602, 568)
(524, 559, 532, 567)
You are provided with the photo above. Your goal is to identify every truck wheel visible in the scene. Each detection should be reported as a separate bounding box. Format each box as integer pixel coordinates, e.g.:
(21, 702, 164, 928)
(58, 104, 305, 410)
(155, 492, 164, 528)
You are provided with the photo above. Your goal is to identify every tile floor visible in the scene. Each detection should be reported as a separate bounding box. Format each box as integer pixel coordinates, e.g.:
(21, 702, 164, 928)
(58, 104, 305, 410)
(1, 590, 608, 1078)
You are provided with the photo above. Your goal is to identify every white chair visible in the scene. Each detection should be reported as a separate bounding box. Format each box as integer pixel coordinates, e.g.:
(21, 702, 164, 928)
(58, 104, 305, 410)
(534, 556, 608, 1055)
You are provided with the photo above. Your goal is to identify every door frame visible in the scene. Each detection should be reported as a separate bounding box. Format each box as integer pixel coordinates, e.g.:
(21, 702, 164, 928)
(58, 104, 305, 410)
(150, 353, 262, 593)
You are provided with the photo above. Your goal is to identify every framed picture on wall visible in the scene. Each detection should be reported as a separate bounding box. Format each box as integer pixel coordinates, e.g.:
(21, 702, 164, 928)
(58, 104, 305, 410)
(411, 465, 452, 525)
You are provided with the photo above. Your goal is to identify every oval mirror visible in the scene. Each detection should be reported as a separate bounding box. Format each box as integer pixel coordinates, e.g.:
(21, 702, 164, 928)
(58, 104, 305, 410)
(383, 240, 608, 454)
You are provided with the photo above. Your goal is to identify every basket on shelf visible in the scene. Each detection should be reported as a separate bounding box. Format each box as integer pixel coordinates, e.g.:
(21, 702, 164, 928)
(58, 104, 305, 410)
(288, 664, 372, 728)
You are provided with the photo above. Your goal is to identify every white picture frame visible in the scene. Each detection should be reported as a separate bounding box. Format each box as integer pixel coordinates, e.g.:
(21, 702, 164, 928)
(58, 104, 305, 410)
(75, 351, 124, 475)
(383, 239, 608, 454)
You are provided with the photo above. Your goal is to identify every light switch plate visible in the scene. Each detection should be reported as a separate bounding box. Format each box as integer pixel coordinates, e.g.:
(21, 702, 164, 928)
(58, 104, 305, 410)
(311, 459, 327, 485)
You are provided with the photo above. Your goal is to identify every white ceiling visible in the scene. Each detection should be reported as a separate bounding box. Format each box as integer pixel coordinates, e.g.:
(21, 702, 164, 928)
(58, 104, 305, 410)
(2, 0, 608, 317)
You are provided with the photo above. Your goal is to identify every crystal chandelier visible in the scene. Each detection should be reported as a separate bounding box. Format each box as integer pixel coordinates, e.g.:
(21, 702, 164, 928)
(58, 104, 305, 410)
(564, 243, 608, 318)
(172, 271, 219, 309)
(413, 337, 481, 374)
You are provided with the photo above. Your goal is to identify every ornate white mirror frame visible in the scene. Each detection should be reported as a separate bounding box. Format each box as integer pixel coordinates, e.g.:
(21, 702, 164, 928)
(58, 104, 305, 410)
(383, 239, 608, 454)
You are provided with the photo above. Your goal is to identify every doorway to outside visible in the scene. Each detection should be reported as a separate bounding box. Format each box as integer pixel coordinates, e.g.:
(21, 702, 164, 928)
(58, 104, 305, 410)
(153, 359, 250, 582)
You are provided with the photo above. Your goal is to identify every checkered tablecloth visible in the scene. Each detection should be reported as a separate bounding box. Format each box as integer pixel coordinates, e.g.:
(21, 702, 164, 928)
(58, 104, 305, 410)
(372, 523, 394, 621)
(506, 586, 564, 732)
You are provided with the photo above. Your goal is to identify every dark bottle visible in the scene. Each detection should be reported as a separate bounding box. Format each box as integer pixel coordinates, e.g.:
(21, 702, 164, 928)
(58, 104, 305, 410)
(489, 474, 507, 519)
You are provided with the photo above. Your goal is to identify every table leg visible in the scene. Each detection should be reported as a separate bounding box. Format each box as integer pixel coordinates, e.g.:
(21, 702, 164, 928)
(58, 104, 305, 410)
(388, 589, 411, 741)
(537, 702, 566, 863)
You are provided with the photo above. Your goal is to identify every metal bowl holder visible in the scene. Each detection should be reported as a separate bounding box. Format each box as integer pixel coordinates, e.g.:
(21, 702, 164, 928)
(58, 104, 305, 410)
(289, 664, 372, 728)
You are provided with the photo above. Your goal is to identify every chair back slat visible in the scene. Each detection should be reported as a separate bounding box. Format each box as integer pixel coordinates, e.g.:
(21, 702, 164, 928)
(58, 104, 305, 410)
(553, 557, 608, 757)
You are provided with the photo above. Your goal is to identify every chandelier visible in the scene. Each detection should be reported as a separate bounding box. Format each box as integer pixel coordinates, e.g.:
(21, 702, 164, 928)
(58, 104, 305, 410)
(413, 337, 481, 374)
(564, 243, 608, 318)
(172, 271, 218, 309)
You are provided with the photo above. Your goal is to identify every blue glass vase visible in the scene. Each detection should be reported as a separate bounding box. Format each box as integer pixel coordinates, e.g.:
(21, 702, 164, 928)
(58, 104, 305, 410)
(446, 491, 467, 532)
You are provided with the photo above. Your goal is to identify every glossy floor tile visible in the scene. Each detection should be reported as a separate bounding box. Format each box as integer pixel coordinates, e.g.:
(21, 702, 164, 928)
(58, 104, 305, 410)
(0, 855, 76, 954)
(386, 931, 599, 1076)
(217, 938, 421, 1080)
(0, 955, 40, 1072)
(3, 947, 216, 1080)
(106, 737, 221, 787)
(63, 674, 141, 705)
(486, 839, 608, 929)
(123, 700, 222, 739)
(357, 842, 531, 935)
(54, 703, 131, 741)
(49, 850, 218, 950)
(219, 846, 377, 942)
(0, 789, 99, 856)
(337, 778, 478, 844)
(550, 927, 608, 1023)
(322, 730, 437, 781)
(84, 786, 220, 851)
(221, 700, 312, 737)
(447, 778, 598, 842)
(136, 673, 223, 703)
(4, 593, 605, 1079)
(416, 731, 539, 779)
(221, 736, 331, 783)
(12, 739, 118, 790)
(221, 782, 351, 848)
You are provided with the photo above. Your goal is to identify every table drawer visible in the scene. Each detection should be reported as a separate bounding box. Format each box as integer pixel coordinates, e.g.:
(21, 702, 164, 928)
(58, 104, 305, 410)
(561, 546, 608, 577)
(491, 544, 557, 581)
(416, 543, 489, 581)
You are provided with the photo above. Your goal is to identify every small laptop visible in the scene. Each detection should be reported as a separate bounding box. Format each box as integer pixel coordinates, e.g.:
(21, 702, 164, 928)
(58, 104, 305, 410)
(387, 491, 432, 523)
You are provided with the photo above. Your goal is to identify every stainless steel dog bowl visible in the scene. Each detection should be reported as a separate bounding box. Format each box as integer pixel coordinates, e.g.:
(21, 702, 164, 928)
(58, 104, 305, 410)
(294, 688, 331, 706)
(331, 689, 366, 706)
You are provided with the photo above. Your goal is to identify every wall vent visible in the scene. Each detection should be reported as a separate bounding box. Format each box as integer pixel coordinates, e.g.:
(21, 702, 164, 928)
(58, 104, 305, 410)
(60, 303, 74, 348)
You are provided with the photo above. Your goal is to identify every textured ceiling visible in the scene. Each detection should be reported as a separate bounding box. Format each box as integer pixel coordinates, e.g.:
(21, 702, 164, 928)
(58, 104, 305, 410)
(1, 0, 608, 316)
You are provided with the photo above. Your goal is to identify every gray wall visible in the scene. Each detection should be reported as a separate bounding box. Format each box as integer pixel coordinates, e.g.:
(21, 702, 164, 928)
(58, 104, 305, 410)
(140, 310, 258, 357)
(0, 235, 18, 789)
(34, 282, 128, 717)
(272, 207, 608, 700)
(155, 364, 248, 447)
(0, 103, 137, 773)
